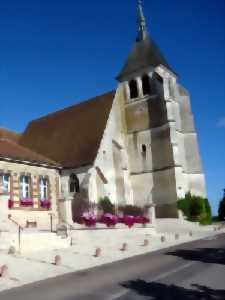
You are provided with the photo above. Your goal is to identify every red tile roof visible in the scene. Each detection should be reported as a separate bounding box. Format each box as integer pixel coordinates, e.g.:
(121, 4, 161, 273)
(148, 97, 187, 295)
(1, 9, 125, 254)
(0, 128, 21, 143)
(0, 139, 59, 167)
(20, 91, 115, 168)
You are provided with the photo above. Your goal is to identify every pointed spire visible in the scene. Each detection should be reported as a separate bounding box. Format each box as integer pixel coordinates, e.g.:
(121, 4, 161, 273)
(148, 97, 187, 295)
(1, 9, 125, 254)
(137, 0, 148, 42)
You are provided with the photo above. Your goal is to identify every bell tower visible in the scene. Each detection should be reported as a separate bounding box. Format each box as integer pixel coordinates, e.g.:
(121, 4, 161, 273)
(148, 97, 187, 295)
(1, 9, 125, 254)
(116, 0, 180, 218)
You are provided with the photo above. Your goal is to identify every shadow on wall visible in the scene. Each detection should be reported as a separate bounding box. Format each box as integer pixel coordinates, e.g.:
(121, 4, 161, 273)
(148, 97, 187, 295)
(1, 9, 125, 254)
(122, 280, 225, 300)
(148, 75, 178, 219)
(166, 247, 225, 266)
(72, 188, 89, 222)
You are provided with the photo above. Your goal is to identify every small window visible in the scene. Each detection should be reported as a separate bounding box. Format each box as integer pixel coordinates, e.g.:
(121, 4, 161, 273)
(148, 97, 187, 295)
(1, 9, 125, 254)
(129, 79, 138, 99)
(142, 75, 151, 95)
(39, 178, 49, 200)
(1, 174, 10, 194)
(20, 175, 31, 199)
(141, 144, 147, 154)
(69, 174, 80, 193)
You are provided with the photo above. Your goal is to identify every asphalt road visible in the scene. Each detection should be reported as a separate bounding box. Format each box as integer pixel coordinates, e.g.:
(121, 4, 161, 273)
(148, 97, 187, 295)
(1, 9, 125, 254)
(1, 233, 225, 300)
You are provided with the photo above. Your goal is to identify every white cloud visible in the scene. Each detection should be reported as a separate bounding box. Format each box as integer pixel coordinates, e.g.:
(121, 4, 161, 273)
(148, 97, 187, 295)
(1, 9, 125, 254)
(217, 117, 225, 128)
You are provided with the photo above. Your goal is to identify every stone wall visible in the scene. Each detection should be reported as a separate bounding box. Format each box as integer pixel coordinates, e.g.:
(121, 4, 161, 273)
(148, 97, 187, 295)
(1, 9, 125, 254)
(0, 160, 60, 229)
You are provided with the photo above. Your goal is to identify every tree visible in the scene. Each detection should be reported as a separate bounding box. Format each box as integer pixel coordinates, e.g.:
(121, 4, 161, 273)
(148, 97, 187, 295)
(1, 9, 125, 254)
(218, 189, 225, 221)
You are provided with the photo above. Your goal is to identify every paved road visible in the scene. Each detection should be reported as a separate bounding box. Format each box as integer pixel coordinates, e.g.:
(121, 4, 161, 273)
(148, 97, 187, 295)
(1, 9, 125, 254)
(1, 233, 225, 300)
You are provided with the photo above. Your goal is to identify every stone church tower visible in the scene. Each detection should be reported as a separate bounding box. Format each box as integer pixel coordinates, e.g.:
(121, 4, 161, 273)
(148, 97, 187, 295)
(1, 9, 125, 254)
(20, 1, 207, 222)
(115, 0, 207, 218)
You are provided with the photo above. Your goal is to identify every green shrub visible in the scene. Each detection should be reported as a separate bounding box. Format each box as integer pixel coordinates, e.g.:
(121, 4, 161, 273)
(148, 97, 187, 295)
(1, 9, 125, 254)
(177, 192, 212, 225)
(177, 192, 192, 219)
(98, 197, 115, 214)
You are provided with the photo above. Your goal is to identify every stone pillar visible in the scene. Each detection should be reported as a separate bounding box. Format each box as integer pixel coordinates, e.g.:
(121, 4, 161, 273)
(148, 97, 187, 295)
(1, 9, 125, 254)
(12, 173, 20, 208)
(124, 82, 130, 100)
(149, 204, 156, 226)
(32, 175, 39, 209)
(58, 197, 73, 225)
(136, 77, 144, 98)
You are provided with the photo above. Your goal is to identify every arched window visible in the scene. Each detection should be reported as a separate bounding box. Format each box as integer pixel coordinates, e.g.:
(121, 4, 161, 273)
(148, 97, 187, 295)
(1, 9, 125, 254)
(142, 74, 151, 95)
(129, 79, 138, 99)
(69, 174, 80, 193)
(20, 175, 31, 199)
(39, 177, 49, 200)
(141, 144, 147, 154)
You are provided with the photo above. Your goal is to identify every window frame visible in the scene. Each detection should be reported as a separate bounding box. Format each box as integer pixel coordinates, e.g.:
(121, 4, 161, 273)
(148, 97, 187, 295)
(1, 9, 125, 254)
(129, 79, 138, 99)
(1, 174, 10, 194)
(142, 74, 151, 96)
(69, 174, 80, 193)
(39, 177, 49, 200)
(20, 175, 31, 199)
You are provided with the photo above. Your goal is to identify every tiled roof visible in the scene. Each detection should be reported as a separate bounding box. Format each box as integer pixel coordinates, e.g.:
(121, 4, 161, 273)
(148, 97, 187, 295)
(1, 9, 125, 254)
(0, 139, 59, 167)
(117, 36, 173, 81)
(20, 91, 116, 168)
(0, 128, 21, 143)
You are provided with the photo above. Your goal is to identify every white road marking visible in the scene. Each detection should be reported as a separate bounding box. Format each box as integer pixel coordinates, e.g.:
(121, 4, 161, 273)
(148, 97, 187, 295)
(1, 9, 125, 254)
(150, 262, 195, 282)
(108, 290, 129, 300)
(108, 262, 195, 300)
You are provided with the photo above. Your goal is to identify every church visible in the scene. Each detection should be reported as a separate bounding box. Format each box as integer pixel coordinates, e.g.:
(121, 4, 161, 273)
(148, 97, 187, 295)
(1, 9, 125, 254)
(0, 1, 206, 228)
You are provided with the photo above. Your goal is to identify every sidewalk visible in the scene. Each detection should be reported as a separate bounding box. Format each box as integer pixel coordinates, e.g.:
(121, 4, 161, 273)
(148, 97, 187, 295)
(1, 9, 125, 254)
(0, 224, 224, 293)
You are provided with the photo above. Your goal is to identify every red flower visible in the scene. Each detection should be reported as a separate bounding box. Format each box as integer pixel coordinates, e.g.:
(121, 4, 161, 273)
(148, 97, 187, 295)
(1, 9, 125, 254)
(8, 199, 14, 209)
(100, 214, 118, 227)
(40, 199, 51, 209)
(122, 215, 136, 228)
(135, 216, 150, 224)
(81, 213, 96, 227)
(20, 199, 33, 206)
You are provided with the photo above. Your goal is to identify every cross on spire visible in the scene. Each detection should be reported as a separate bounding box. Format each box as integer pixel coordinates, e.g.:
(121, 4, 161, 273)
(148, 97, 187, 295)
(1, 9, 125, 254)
(137, 0, 148, 41)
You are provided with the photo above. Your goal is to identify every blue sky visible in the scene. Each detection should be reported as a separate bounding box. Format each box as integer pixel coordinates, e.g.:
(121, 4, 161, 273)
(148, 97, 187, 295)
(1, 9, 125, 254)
(0, 0, 224, 214)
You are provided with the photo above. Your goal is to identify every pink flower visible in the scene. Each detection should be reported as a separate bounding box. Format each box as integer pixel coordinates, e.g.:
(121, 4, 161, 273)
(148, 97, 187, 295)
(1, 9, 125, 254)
(20, 199, 33, 206)
(135, 216, 150, 224)
(122, 215, 136, 228)
(81, 212, 97, 227)
(100, 214, 118, 227)
(40, 199, 51, 209)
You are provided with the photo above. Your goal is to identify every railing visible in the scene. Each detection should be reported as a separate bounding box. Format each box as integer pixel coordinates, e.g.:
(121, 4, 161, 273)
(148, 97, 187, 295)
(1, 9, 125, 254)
(8, 215, 24, 253)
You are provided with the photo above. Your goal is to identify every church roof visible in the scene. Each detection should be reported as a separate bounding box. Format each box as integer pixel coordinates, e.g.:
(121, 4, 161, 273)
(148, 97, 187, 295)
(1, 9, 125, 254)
(0, 128, 21, 143)
(117, 1, 173, 81)
(0, 139, 58, 167)
(20, 91, 115, 169)
(116, 36, 172, 81)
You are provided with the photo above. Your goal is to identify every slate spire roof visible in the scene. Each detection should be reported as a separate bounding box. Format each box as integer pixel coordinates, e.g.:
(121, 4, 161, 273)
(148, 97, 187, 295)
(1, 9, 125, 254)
(137, 0, 148, 42)
(116, 0, 172, 81)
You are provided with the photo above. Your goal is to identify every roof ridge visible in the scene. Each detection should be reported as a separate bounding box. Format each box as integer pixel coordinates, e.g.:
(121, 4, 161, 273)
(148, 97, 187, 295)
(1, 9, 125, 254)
(30, 90, 115, 124)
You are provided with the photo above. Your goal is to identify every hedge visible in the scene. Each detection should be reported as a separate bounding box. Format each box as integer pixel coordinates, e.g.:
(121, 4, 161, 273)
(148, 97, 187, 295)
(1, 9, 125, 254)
(177, 192, 212, 225)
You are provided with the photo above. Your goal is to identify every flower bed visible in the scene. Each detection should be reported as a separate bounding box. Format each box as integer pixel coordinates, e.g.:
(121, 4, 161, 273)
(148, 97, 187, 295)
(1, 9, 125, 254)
(80, 212, 150, 228)
(81, 212, 97, 227)
(40, 199, 51, 209)
(20, 199, 34, 207)
(99, 213, 118, 227)
(134, 216, 150, 225)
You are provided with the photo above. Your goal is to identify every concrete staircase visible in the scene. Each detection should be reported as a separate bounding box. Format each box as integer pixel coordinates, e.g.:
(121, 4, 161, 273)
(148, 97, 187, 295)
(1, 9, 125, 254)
(0, 218, 70, 253)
